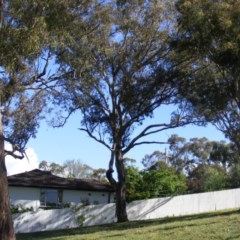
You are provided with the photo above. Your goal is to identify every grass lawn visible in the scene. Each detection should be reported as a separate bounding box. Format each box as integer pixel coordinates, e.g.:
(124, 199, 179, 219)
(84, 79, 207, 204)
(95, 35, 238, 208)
(16, 209, 240, 240)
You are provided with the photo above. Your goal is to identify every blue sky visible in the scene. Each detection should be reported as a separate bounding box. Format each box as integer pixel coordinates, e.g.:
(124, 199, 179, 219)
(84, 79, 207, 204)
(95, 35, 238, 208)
(25, 105, 227, 172)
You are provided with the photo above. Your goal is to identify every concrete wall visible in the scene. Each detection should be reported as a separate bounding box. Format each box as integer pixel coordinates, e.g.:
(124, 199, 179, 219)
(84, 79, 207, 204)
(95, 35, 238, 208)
(13, 188, 240, 233)
(13, 208, 79, 233)
(127, 188, 240, 220)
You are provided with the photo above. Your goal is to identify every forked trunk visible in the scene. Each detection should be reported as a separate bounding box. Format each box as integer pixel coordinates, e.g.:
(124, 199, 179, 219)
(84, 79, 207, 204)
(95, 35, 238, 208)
(106, 146, 129, 222)
(0, 114, 15, 240)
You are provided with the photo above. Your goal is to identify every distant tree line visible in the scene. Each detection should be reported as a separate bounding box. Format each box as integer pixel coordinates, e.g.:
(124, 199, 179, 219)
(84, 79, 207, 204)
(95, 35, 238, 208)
(125, 135, 240, 202)
(38, 159, 107, 183)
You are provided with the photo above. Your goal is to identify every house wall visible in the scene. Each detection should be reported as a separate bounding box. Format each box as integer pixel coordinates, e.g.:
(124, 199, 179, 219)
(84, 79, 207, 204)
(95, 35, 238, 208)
(9, 186, 40, 210)
(63, 189, 114, 205)
(9, 186, 114, 210)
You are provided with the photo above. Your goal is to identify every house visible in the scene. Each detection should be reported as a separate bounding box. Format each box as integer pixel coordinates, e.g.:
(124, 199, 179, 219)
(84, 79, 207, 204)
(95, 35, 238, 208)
(8, 169, 115, 210)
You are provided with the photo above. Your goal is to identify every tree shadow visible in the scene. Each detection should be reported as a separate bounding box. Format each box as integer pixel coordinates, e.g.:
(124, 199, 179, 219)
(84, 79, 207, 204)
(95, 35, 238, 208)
(16, 209, 240, 240)
(128, 196, 174, 220)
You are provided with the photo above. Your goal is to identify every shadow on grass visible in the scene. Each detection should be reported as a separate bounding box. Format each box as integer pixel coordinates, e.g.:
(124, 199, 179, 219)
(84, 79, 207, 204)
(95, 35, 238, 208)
(16, 209, 240, 240)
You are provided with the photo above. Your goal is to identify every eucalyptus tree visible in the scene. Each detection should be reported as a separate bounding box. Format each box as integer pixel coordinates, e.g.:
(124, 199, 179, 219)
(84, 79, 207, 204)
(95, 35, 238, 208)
(167, 134, 193, 173)
(63, 159, 93, 178)
(54, 0, 196, 222)
(39, 160, 66, 176)
(0, 1, 92, 238)
(142, 150, 168, 170)
(168, 136, 236, 174)
(172, 0, 240, 152)
(209, 141, 237, 171)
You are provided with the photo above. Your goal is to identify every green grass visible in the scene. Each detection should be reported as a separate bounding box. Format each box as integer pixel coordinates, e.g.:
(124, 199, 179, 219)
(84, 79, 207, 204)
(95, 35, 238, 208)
(16, 209, 240, 240)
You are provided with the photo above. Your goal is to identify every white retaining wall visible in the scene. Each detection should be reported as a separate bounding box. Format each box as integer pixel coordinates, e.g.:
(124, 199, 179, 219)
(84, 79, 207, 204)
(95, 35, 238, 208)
(13, 188, 240, 233)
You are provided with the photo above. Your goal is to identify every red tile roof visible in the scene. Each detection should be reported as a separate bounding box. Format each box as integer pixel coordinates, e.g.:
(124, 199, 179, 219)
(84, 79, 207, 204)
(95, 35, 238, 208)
(8, 169, 114, 192)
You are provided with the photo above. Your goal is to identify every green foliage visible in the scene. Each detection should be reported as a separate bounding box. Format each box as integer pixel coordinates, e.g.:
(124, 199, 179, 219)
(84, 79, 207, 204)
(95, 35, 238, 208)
(142, 151, 167, 170)
(125, 162, 187, 202)
(91, 168, 108, 183)
(0, 2, 93, 237)
(63, 159, 93, 179)
(173, 0, 240, 151)
(204, 166, 228, 192)
(54, 0, 180, 148)
(125, 166, 148, 202)
(210, 141, 237, 170)
(138, 134, 240, 197)
(39, 160, 66, 176)
(77, 215, 86, 227)
(39, 159, 108, 182)
(228, 163, 240, 188)
(52, 0, 181, 222)
(188, 164, 228, 193)
(93, 200, 99, 205)
(145, 135, 237, 176)
(62, 202, 71, 208)
(0, 0, 93, 154)
(11, 205, 33, 214)
(142, 166, 187, 198)
(81, 198, 90, 206)
(143, 135, 240, 194)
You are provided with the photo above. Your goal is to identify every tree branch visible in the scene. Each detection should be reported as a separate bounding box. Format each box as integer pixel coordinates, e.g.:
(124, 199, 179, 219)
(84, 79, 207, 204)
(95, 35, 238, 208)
(78, 127, 111, 150)
(106, 144, 117, 189)
(4, 150, 25, 160)
(123, 119, 201, 155)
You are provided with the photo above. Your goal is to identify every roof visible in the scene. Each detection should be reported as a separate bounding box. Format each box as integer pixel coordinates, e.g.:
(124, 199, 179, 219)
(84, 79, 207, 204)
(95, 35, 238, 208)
(8, 169, 114, 192)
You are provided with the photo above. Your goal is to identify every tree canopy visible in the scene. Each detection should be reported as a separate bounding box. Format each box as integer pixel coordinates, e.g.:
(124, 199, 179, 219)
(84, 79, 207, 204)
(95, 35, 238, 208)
(142, 134, 239, 194)
(52, 0, 198, 222)
(38, 159, 107, 181)
(2, 0, 240, 233)
(173, 0, 240, 152)
(0, 1, 92, 238)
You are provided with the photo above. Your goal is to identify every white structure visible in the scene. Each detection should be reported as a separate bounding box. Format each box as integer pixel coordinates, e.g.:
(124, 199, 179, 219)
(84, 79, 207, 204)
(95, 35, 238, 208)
(13, 188, 240, 233)
(8, 169, 114, 210)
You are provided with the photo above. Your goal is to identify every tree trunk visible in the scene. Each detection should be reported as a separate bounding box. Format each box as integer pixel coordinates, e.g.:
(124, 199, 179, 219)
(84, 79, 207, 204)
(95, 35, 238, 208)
(115, 150, 128, 222)
(115, 180, 128, 222)
(0, 114, 15, 240)
(106, 146, 128, 223)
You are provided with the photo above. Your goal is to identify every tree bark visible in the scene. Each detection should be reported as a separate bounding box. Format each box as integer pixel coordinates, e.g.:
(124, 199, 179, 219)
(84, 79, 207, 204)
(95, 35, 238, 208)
(0, 113, 15, 240)
(115, 180, 128, 222)
(106, 146, 128, 222)
(115, 149, 128, 222)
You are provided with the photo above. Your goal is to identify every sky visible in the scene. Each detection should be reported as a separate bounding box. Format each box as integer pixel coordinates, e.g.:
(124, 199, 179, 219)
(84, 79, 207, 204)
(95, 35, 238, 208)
(6, 105, 227, 176)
